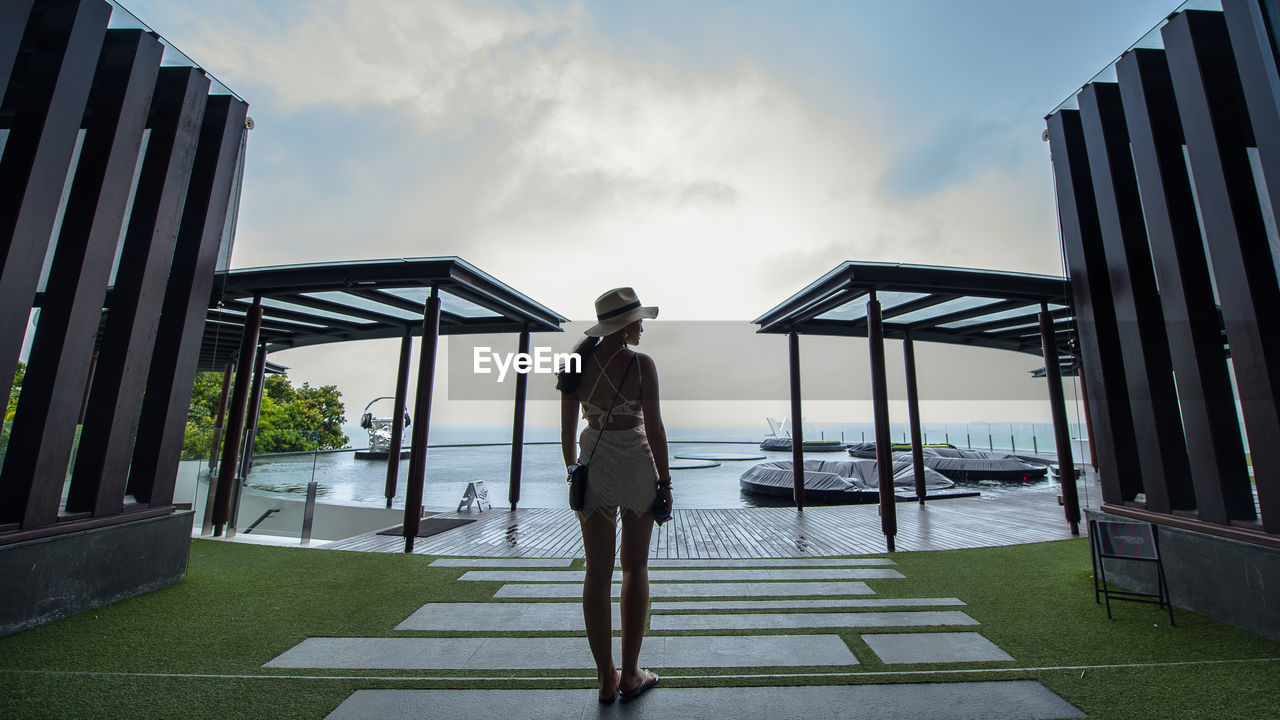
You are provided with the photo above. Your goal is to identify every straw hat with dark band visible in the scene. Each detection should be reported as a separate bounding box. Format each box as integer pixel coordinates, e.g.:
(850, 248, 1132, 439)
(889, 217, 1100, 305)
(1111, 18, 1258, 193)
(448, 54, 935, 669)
(584, 287, 659, 337)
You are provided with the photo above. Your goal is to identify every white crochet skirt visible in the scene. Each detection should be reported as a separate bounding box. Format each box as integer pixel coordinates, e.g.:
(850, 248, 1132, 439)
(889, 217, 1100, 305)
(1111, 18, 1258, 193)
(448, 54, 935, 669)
(577, 425, 659, 520)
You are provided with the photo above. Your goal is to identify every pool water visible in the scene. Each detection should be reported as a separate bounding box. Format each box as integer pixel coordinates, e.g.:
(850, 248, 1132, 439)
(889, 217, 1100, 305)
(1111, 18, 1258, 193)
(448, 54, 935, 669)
(227, 442, 1055, 511)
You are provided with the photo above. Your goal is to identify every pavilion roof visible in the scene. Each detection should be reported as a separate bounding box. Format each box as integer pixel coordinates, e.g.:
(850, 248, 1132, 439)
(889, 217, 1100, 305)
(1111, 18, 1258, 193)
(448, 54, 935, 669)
(197, 257, 567, 369)
(753, 262, 1075, 357)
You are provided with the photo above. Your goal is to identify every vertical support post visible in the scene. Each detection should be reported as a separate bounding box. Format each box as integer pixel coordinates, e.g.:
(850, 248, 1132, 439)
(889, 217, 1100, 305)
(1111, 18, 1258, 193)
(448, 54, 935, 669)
(1041, 305, 1080, 535)
(77, 353, 97, 424)
(237, 343, 267, 482)
(231, 340, 267, 531)
(903, 334, 926, 504)
(384, 327, 412, 508)
(404, 288, 441, 552)
(1077, 372, 1098, 470)
(868, 291, 896, 552)
(509, 328, 530, 510)
(209, 363, 233, 470)
(211, 297, 260, 536)
(787, 331, 805, 511)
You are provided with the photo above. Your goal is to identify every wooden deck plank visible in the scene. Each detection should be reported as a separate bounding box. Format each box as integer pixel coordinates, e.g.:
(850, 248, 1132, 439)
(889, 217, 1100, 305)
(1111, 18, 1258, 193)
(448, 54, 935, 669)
(322, 478, 1096, 558)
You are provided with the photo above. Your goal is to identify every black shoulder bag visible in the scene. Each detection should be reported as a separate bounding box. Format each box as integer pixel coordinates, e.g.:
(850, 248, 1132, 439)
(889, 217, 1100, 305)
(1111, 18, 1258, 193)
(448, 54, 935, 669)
(568, 355, 637, 511)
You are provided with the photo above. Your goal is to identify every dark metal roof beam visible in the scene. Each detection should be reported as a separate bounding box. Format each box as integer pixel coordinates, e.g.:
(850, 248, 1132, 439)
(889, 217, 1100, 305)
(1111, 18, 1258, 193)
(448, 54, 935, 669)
(219, 298, 369, 332)
(848, 293, 960, 333)
(753, 267, 858, 330)
(985, 313, 1075, 340)
(446, 262, 566, 330)
(953, 308, 1051, 335)
(901, 298, 1030, 332)
(757, 284, 864, 333)
(270, 292, 406, 326)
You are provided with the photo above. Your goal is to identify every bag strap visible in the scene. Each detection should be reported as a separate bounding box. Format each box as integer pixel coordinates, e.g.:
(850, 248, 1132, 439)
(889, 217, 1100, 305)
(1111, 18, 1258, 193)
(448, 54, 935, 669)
(584, 354, 637, 465)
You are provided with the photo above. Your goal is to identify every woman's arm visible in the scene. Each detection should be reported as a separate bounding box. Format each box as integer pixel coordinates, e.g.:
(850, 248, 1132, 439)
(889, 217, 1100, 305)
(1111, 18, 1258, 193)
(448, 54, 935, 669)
(638, 354, 672, 497)
(561, 390, 580, 467)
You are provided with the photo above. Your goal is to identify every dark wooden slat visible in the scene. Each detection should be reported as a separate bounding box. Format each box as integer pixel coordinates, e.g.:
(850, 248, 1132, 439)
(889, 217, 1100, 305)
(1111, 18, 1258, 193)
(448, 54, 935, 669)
(1046, 109, 1143, 504)
(8, 29, 161, 525)
(127, 95, 248, 507)
(1117, 47, 1254, 524)
(1078, 81, 1195, 513)
(1223, 0, 1280, 236)
(1165, 10, 1280, 531)
(0, 0, 34, 100)
(0, 0, 109, 473)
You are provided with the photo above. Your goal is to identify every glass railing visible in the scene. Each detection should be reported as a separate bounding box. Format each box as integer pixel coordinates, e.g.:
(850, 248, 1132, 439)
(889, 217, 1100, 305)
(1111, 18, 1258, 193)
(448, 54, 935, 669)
(105, 0, 247, 102)
(1048, 0, 1223, 116)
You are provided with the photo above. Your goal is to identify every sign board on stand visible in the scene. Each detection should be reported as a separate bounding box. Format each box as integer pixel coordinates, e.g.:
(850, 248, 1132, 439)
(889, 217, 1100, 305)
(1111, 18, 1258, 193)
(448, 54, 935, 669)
(1089, 519, 1174, 625)
(458, 481, 492, 512)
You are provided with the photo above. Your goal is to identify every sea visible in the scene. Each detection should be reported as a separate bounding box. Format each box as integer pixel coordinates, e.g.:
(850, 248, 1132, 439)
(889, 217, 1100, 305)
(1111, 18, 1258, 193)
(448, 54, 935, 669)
(177, 422, 1085, 511)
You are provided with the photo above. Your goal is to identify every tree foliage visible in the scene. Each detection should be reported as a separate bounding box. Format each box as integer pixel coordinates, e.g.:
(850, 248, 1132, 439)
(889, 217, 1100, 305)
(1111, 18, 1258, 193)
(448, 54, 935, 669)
(1, 362, 23, 454)
(182, 371, 348, 460)
(5, 362, 22, 422)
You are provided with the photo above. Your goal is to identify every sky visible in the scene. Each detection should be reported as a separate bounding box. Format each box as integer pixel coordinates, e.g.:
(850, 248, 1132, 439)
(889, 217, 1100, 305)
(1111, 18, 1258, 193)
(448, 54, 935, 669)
(117, 0, 1180, 439)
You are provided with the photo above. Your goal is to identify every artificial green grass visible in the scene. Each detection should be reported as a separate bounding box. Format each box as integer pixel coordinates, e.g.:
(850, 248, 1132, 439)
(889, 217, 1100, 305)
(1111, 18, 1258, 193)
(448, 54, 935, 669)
(0, 538, 1277, 719)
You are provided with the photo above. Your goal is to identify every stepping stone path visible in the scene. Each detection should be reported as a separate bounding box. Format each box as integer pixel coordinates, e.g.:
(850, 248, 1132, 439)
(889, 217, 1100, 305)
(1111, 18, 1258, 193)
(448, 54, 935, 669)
(263, 555, 1082, 719)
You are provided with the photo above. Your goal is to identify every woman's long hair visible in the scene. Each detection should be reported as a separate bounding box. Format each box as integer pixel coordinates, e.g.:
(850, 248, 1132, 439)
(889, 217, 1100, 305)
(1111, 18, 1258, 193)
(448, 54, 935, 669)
(555, 336, 600, 394)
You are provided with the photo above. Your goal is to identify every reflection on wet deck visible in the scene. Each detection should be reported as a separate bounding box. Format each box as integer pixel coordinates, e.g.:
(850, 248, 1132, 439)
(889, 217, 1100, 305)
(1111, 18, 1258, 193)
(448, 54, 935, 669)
(323, 477, 1094, 558)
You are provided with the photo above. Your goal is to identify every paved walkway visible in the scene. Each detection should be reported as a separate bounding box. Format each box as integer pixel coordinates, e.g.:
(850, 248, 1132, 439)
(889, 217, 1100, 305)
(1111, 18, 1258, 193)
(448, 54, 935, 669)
(292, 477, 1099, 717)
(264, 556, 1083, 719)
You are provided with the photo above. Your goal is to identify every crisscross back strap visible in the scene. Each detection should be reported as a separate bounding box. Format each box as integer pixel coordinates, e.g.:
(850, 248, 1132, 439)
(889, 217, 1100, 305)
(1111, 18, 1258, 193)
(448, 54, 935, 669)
(584, 355, 637, 465)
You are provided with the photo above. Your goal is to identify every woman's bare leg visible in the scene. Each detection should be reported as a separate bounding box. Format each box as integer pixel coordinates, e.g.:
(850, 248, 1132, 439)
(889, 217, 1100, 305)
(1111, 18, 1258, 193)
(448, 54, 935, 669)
(618, 510, 655, 692)
(579, 511, 619, 700)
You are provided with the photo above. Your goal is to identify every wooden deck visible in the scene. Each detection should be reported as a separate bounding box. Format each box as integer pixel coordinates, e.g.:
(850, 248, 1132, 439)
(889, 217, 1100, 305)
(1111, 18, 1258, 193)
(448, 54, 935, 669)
(322, 477, 1099, 558)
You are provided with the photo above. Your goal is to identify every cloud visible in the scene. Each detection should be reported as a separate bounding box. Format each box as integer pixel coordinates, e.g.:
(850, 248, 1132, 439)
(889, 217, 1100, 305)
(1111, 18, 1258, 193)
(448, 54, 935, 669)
(177, 0, 1061, 296)
(154, 0, 1068, 426)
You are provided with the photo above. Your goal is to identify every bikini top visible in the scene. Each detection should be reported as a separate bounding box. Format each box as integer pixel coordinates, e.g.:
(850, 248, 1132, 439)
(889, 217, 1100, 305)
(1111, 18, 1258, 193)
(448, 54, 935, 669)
(580, 346, 643, 424)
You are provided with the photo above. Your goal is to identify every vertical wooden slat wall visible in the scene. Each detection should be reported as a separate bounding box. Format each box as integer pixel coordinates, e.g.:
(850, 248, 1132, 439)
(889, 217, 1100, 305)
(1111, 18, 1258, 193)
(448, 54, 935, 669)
(1047, 2, 1280, 539)
(0, 0, 248, 543)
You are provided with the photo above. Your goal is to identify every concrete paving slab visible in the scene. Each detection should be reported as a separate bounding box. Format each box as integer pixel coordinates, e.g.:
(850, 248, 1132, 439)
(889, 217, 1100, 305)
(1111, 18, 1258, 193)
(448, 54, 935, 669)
(265, 634, 857, 670)
(395, 603, 619, 631)
(652, 598, 964, 611)
(325, 682, 1083, 720)
(460, 568, 903, 582)
(494, 581, 874, 598)
(652, 610, 978, 631)
(863, 632, 1015, 664)
(429, 558, 574, 567)
(643, 558, 896, 568)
